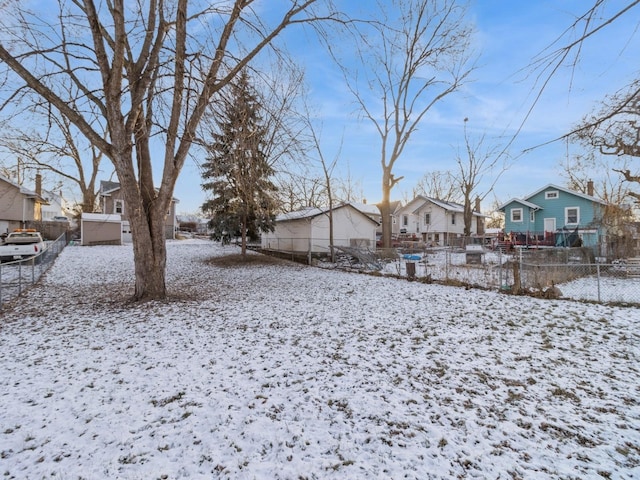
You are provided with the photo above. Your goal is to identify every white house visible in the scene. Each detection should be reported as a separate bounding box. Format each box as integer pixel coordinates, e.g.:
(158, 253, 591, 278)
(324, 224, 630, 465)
(261, 203, 379, 254)
(395, 196, 486, 246)
(41, 189, 72, 221)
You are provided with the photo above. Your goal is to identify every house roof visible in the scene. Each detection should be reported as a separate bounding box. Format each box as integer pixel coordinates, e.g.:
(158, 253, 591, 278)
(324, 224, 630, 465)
(408, 195, 486, 216)
(375, 200, 403, 215)
(276, 203, 379, 225)
(497, 198, 542, 211)
(0, 174, 49, 203)
(498, 184, 607, 212)
(525, 184, 607, 205)
(99, 180, 121, 196)
(349, 202, 381, 216)
(81, 212, 122, 223)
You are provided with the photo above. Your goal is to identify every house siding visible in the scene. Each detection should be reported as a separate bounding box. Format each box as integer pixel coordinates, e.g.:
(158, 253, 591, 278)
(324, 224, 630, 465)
(0, 178, 38, 231)
(502, 185, 606, 248)
(81, 213, 122, 245)
(262, 205, 378, 254)
(99, 182, 177, 240)
(395, 196, 482, 245)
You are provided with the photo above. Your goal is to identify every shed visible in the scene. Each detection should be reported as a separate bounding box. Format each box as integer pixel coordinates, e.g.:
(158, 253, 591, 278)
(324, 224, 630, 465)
(261, 203, 379, 255)
(81, 213, 122, 246)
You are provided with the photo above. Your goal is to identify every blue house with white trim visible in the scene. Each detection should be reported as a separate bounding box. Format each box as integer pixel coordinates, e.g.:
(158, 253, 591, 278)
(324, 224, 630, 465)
(498, 184, 607, 248)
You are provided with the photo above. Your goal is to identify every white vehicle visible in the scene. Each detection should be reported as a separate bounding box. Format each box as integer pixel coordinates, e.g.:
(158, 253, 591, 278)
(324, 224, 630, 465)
(0, 229, 47, 262)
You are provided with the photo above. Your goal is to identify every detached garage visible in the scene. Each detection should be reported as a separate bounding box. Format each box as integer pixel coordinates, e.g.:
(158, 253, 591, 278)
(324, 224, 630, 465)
(81, 213, 122, 246)
(261, 203, 379, 255)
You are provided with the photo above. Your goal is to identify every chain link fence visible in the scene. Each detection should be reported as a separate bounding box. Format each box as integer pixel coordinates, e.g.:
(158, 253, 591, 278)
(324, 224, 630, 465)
(0, 233, 68, 309)
(256, 236, 640, 306)
(322, 244, 640, 307)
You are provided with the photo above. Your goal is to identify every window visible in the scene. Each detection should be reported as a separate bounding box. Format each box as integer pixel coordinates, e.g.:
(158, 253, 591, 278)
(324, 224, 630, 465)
(530, 210, 535, 222)
(451, 213, 456, 225)
(114, 199, 124, 214)
(545, 190, 559, 200)
(424, 213, 431, 225)
(511, 208, 523, 222)
(565, 207, 579, 225)
(402, 215, 408, 226)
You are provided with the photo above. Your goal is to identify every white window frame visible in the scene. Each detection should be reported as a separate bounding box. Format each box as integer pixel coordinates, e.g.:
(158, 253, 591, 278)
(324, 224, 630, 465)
(424, 213, 431, 225)
(402, 215, 408, 226)
(510, 208, 523, 222)
(530, 210, 535, 222)
(565, 206, 579, 225)
(545, 190, 559, 200)
(451, 213, 456, 225)
(114, 199, 124, 215)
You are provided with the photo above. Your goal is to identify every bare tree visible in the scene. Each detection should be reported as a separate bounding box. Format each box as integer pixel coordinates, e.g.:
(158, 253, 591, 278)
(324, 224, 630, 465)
(413, 170, 457, 201)
(275, 171, 328, 211)
(326, 0, 474, 248)
(454, 118, 505, 236)
(0, 113, 104, 214)
(333, 166, 364, 204)
(0, 0, 342, 301)
(306, 119, 341, 261)
(571, 82, 640, 205)
(559, 149, 634, 206)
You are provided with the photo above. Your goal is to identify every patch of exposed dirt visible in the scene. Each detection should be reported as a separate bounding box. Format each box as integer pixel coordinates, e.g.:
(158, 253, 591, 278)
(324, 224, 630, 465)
(206, 253, 291, 268)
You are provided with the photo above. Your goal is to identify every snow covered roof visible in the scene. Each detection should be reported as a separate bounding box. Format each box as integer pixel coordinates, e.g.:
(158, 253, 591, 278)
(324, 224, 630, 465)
(349, 202, 381, 216)
(276, 203, 380, 225)
(81, 212, 122, 223)
(408, 196, 486, 216)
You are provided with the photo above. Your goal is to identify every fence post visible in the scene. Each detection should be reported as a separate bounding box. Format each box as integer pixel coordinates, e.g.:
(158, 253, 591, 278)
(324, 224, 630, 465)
(513, 261, 521, 295)
(596, 262, 601, 303)
(445, 248, 449, 280)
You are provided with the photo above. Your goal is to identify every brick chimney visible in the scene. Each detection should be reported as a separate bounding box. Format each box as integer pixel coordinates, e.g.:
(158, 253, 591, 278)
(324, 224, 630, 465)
(587, 180, 594, 197)
(35, 173, 42, 196)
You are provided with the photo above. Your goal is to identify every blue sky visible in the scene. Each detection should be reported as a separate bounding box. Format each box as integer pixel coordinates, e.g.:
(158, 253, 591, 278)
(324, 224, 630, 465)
(177, 0, 640, 215)
(7, 1, 632, 215)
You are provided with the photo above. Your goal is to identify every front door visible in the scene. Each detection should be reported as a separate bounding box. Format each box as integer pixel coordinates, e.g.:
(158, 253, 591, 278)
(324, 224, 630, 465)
(544, 218, 556, 234)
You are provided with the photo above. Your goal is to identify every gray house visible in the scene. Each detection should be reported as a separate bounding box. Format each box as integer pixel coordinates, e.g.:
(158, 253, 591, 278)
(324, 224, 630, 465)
(99, 181, 178, 241)
(0, 174, 48, 233)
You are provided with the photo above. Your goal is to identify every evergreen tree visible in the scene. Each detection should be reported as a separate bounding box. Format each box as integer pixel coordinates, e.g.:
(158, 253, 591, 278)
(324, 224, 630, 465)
(201, 71, 278, 256)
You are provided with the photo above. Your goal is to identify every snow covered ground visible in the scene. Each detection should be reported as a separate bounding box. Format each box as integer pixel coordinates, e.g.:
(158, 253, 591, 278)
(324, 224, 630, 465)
(1, 239, 639, 479)
(377, 250, 640, 305)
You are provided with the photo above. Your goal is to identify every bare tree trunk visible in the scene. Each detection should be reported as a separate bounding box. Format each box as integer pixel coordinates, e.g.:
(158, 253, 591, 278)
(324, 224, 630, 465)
(0, 1, 342, 301)
(130, 210, 167, 299)
(241, 215, 247, 256)
(325, 0, 473, 249)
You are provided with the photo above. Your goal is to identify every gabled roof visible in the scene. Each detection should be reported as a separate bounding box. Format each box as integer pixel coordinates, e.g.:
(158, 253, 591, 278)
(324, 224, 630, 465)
(375, 200, 403, 215)
(497, 198, 542, 211)
(524, 184, 607, 205)
(99, 180, 121, 196)
(349, 202, 381, 216)
(407, 195, 485, 216)
(0, 174, 48, 203)
(276, 203, 379, 225)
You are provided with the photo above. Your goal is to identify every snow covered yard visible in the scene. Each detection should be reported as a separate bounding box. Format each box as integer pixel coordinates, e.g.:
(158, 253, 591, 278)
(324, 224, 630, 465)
(1, 240, 639, 479)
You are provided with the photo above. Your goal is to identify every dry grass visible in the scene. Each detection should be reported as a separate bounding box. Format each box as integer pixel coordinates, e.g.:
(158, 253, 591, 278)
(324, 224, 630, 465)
(206, 252, 291, 268)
